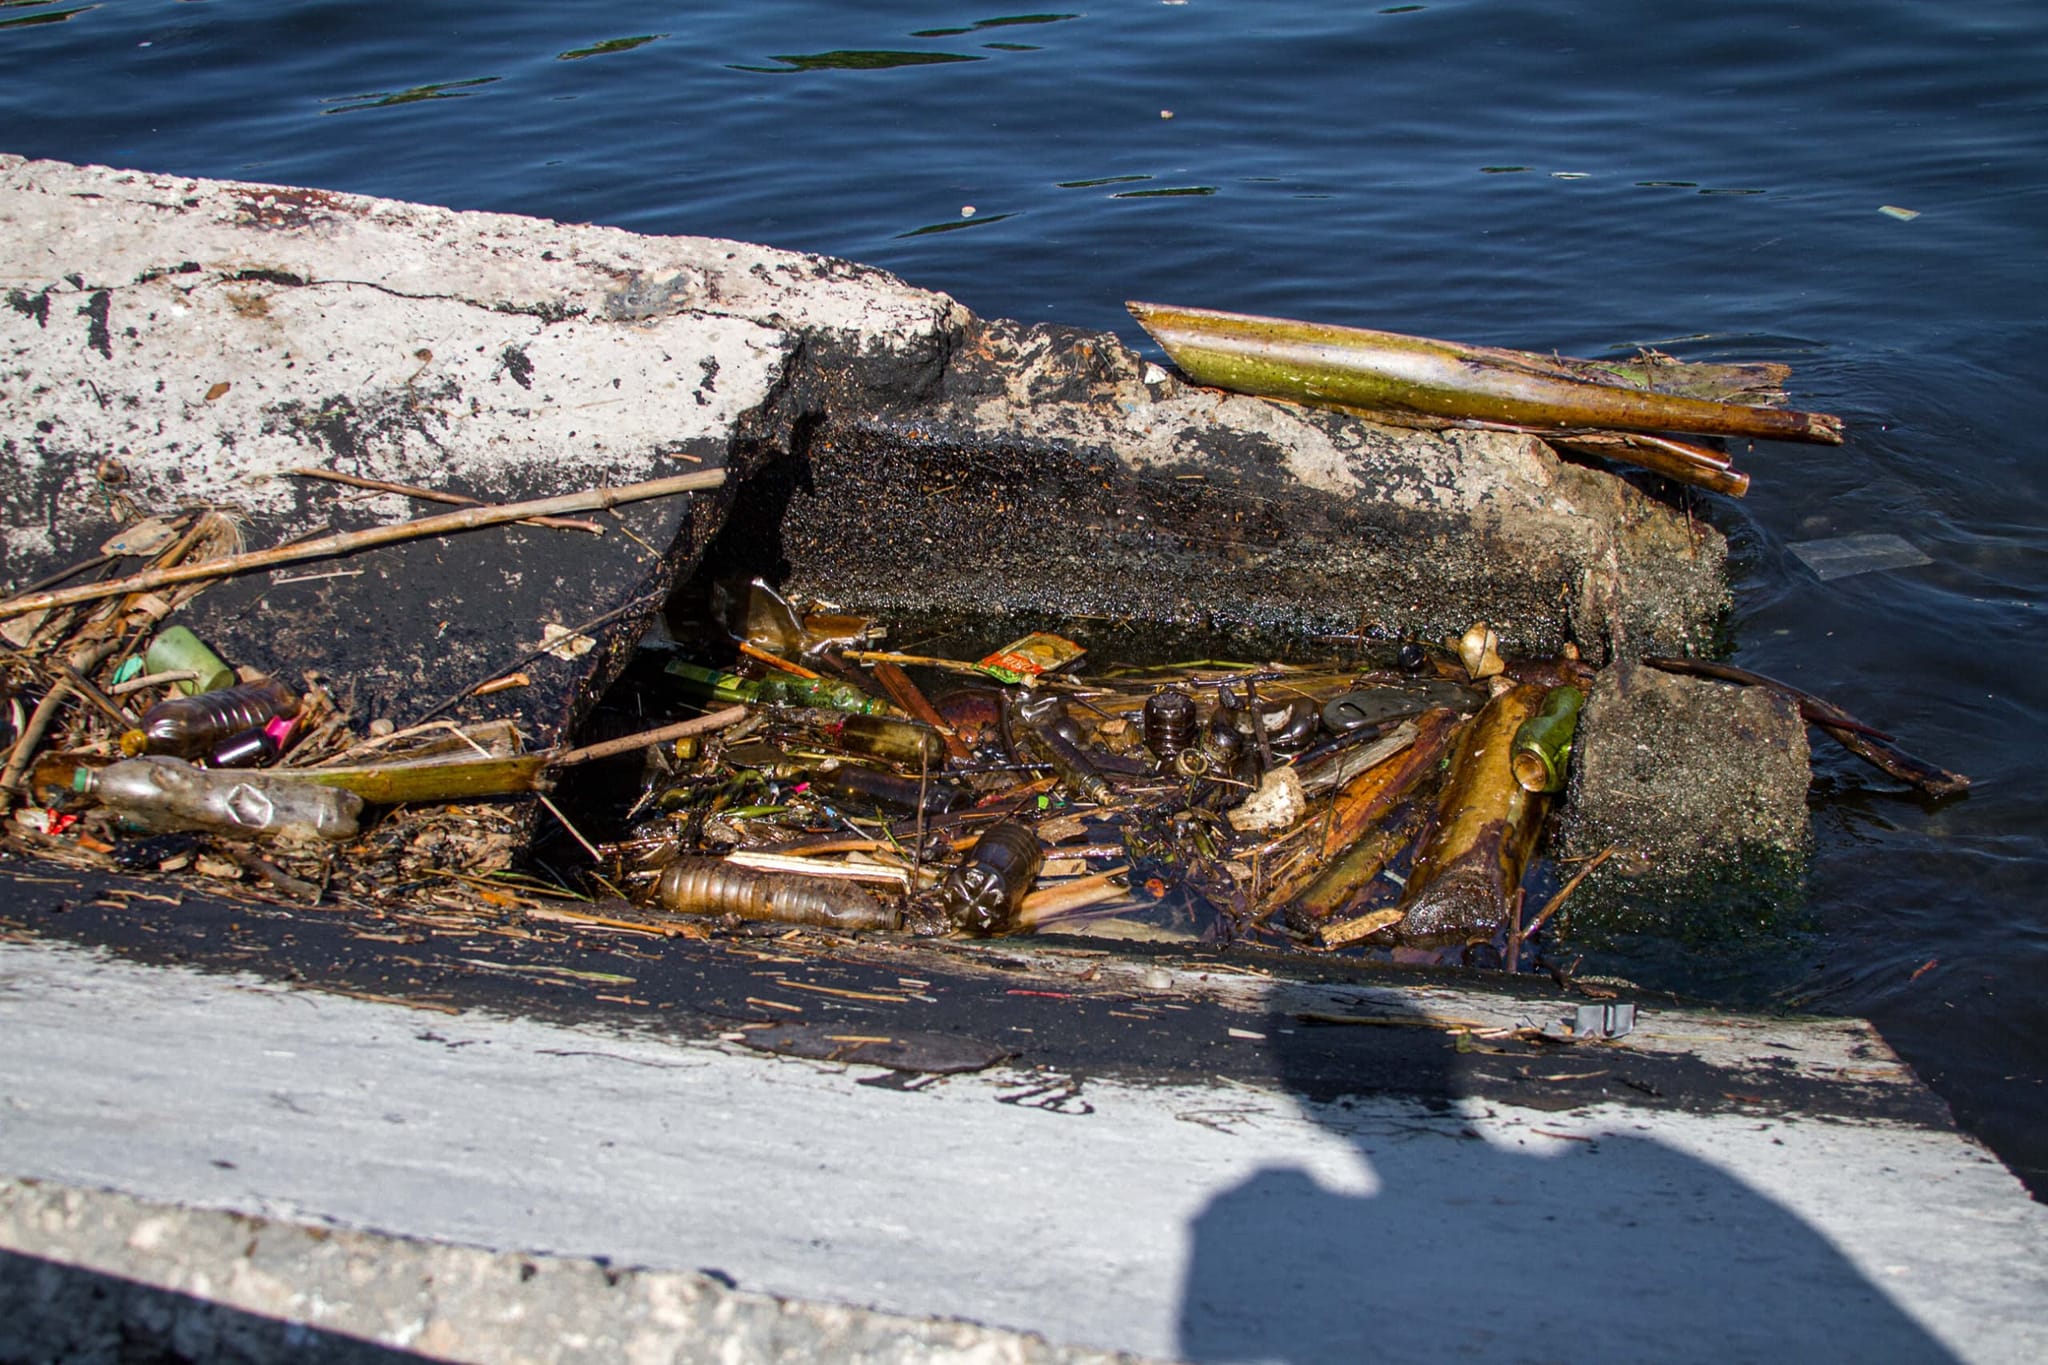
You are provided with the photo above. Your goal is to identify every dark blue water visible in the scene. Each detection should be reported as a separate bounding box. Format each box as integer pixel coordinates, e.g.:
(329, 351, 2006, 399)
(6, 2, 2045, 1187)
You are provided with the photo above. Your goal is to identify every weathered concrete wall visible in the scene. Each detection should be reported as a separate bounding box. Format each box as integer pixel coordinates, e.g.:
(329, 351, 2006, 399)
(1562, 658, 1814, 891)
(731, 316, 1726, 661)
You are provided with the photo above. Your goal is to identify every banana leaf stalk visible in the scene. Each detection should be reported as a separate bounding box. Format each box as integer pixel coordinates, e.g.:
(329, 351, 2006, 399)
(1127, 302, 1844, 446)
(1395, 683, 1551, 946)
(278, 753, 554, 804)
(1319, 708, 1460, 858)
(1289, 804, 1427, 927)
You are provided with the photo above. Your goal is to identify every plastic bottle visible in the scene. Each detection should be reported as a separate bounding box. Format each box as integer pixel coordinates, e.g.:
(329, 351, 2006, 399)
(935, 820, 1044, 936)
(1008, 693, 1117, 804)
(77, 756, 362, 842)
(664, 658, 890, 715)
(654, 857, 899, 931)
(125, 676, 299, 759)
(207, 714, 297, 769)
(1142, 687, 1198, 768)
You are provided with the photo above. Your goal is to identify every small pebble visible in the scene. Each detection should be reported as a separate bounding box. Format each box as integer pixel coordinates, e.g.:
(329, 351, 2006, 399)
(368, 717, 395, 737)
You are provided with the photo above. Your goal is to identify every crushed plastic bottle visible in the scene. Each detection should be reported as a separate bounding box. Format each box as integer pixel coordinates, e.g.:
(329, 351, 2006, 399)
(76, 756, 362, 842)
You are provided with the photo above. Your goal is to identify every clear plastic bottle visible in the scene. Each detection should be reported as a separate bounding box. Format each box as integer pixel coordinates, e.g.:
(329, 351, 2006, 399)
(77, 756, 361, 842)
(125, 677, 300, 759)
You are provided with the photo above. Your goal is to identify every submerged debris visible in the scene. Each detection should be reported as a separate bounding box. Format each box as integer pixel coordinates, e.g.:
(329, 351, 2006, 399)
(0, 489, 1969, 977)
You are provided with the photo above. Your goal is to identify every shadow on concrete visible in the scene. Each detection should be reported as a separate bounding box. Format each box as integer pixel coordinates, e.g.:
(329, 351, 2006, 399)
(1174, 1005, 1957, 1364)
(0, 1248, 426, 1365)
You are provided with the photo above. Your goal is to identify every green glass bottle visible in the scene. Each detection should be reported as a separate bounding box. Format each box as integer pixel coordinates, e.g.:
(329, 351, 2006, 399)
(664, 659, 891, 716)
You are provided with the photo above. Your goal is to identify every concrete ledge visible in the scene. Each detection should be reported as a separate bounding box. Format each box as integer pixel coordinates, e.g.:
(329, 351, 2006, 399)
(3, 938, 2044, 1363)
(0, 1177, 1136, 1364)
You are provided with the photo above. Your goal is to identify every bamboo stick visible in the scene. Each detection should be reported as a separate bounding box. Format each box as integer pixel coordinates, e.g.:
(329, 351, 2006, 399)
(0, 469, 728, 622)
(286, 467, 605, 534)
(551, 705, 751, 767)
(1128, 302, 1844, 445)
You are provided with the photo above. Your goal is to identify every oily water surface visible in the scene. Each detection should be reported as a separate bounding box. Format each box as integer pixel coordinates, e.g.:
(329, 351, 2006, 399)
(4, 0, 2044, 1194)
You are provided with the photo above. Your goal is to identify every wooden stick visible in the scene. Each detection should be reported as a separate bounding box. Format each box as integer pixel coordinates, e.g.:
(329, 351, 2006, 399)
(844, 649, 989, 677)
(870, 659, 972, 762)
(1523, 846, 1618, 939)
(286, 467, 605, 534)
(551, 705, 750, 767)
(0, 469, 728, 622)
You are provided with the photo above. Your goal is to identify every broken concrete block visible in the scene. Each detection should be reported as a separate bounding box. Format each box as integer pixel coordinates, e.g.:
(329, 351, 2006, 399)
(1560, 658, 1812, 904)
(0, 154, 957, 740)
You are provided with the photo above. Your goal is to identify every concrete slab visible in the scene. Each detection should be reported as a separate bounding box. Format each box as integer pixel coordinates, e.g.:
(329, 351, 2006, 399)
(0, 153, 957, 736)
(2, 939, 2041, 1363)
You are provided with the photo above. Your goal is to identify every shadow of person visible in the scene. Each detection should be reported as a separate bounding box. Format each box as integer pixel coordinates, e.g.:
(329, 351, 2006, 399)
(1175, 998, 1957, 1364)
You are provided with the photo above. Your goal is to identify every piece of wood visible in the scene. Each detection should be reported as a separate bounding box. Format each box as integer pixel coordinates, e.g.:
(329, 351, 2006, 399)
(286, 467, 604, 534)
(869, 660, 972, 762)
(1395, 682, 1551, 945)
(1320, 708, 1459, 859)
(550, 705, 751, 767)
(1549, 431, 1752, 498)
(0, 469, 728, 622)
(1128, 301, 1844, 445)
(1293, 808, 1426, 925)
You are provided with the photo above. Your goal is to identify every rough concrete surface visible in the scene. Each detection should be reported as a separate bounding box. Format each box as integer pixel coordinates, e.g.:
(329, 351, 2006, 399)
(757, 316, 1727, 661)
(0, 1178, 1134, 1365)
(3, 940, 2044, 1364)
(1563, 657, 1814, 875)
(0, 153, 957, 737)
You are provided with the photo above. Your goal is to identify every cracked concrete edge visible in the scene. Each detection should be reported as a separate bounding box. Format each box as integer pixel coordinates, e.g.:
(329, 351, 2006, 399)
(0, 153, 961, 566)
(0, 154, 964, 358)
(0, 1174, 1149, 1365)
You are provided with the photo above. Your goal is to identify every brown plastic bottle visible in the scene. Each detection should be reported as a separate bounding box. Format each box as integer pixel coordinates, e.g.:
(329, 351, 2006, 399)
(126, 677, 300, 759)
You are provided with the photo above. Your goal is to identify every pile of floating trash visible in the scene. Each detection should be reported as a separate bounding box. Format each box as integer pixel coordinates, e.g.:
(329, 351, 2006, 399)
(0, 466, 1968, 977)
